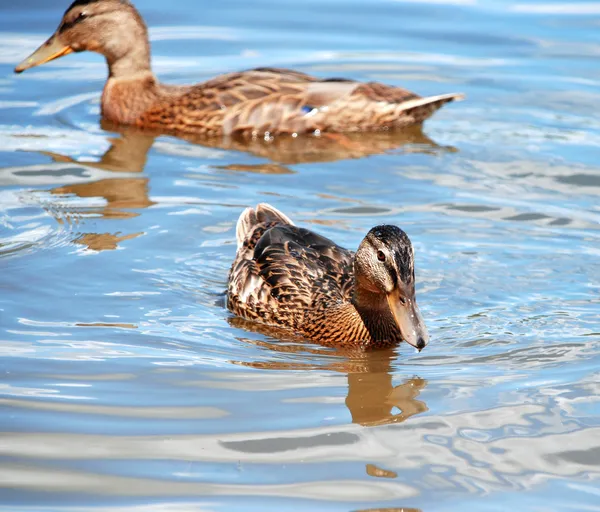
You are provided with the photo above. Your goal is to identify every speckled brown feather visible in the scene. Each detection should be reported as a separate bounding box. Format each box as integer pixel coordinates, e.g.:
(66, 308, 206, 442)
(118, 68, 463, 136)
(227, 204, 407, 349)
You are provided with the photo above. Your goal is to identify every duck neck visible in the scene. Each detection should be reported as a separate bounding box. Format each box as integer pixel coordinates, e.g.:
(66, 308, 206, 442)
(106, 43, 153, 80)
(105, 3, 154, 80)
(352, 286, 402, 342)
(97, 6, 173, 125)
(101, 39, 162, 125)
(101, 70, 160, 125)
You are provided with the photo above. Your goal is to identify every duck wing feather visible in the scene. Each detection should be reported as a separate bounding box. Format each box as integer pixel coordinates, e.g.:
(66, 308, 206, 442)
(228, 217, 355, 330)
(142, 68, 463, 135)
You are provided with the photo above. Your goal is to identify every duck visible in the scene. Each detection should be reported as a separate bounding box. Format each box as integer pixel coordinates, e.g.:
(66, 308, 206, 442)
(227, 203, 429, 350)
(15, 0, 464, 138)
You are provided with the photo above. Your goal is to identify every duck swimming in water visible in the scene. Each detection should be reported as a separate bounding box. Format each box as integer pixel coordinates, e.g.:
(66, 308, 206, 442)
(15, 0, 464, 137)
(227, 203, 429, 350)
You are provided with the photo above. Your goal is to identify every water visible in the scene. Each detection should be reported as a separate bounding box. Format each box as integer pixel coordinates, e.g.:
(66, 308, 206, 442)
(1, 0, 599, 510)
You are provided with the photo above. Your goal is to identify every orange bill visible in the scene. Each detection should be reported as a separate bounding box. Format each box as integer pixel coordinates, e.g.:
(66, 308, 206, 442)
(15, 36, 73, 73)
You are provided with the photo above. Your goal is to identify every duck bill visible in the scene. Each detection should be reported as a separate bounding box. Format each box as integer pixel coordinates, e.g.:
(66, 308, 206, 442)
(386, 290, 429, 351)
(15, 35, 73, 73)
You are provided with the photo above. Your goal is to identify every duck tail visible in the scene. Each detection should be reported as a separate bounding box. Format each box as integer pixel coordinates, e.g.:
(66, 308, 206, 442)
(236, 207, 257, 249)
(236, 203, 294, 249)
(398, 92, 465, 122)
(256, 203, 294, 226)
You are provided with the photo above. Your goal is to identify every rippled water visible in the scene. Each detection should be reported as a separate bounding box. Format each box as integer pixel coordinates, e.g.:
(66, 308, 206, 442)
(1, 0, 600, 510)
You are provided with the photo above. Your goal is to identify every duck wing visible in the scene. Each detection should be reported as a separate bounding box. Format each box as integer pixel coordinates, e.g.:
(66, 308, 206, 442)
(227, 205, 355, 329)
(144, 67, 462, 135)
(216, 69, 360, 136)
(218, 72, 463, 134)
(255, 224, 354, 300)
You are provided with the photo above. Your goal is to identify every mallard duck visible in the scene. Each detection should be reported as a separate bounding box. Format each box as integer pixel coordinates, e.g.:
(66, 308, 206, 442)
(227, 203, 429, 350)
(15, 0, 464, 137)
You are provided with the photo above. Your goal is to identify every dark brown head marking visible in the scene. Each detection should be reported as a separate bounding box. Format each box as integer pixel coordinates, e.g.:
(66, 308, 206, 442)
(368, 225, 414, 286)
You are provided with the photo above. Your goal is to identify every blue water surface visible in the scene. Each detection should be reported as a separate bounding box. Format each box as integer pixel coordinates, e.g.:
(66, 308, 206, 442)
(0, 0, 599, 510)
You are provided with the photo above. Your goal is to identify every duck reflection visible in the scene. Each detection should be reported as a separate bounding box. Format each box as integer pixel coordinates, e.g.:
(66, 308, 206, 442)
(40, 130, 155, 251)
(31, 123, 453, 251)
(178, 123, 451, 164)
(346, 360, 427, 427)
(99, 120, 454, 168)
(44, 127, 155, 174)
(228, 317, 428, 427)
(354, 508, 421, 512)
(228, 317, 426, 503)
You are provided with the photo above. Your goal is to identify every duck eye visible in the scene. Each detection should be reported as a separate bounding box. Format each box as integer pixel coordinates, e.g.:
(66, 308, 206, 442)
(377, 250, 386, 262)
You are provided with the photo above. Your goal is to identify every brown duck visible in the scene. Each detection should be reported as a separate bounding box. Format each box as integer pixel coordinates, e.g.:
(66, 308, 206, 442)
(15, 0, 464, 137)
(227, 203, 429, 350)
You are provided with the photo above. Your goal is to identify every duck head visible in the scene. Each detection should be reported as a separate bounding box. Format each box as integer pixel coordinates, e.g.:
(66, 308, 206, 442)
(15, 0, 150, 77)
(354, 225, 429, 351)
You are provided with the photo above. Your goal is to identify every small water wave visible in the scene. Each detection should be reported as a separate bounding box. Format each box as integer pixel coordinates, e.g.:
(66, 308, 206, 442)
(1, 0, 599, 510)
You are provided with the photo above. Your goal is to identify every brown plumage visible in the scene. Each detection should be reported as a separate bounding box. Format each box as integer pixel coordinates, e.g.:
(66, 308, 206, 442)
(227, 203, 429, 350)
(15, 0, 464, 137)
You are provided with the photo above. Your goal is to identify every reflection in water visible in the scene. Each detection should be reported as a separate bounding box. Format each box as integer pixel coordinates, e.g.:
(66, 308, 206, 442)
(228, 317, 428, 428)
(366, 464, 398, 479)
(354, 509, 421, 512)
(40, 130, 156, 251)
(74, 232, 143, 251)
(228, 319, 427, 510)
(21, 123, 453, 252)
(100, 121, 455, 167)
(1, 0, 598, 508)
(346, 367, 427, 427)
(182, 124, 453, 164)
(44, 128, 155, 174)
(214, 163, 296, 175)
(51, 178, 154, 218)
